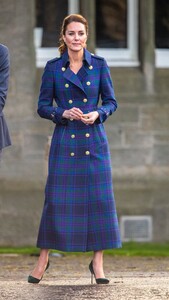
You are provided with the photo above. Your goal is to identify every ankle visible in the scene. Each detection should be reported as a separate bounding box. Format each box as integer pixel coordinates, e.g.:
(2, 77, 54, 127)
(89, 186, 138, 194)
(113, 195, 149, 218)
(38, 255, 49, 264)
(93, 258, 103, 268)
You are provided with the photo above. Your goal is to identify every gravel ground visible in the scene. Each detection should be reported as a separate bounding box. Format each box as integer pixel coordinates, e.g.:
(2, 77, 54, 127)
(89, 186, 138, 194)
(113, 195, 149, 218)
(0, 254, 169, 299)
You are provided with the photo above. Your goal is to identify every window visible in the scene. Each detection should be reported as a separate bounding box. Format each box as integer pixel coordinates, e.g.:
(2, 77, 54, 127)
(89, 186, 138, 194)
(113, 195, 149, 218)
(96, 0, 127, 49)
(96, 0, 139, 66)
(35, 0, 68, 47)
(155, 0, 169, 67)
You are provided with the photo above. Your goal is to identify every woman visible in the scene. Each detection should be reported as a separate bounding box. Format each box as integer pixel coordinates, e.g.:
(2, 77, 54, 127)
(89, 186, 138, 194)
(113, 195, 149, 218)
(28, 14, 121, 285)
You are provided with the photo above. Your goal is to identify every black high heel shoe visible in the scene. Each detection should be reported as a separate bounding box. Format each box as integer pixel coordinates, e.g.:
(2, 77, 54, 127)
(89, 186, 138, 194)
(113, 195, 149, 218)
(28, 260, 50, 284)
(89, 261, 109, 284)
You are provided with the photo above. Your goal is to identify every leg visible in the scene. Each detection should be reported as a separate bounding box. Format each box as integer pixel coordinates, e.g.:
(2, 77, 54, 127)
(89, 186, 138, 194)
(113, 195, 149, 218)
(92, 250, 105, 279)
(30, 248, 49, 279)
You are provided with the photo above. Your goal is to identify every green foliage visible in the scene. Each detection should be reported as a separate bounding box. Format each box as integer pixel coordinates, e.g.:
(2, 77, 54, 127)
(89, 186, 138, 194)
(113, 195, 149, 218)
(0, 247, 39, 255)
(104, 241, 169, 257)
(0, 242, 169, 256)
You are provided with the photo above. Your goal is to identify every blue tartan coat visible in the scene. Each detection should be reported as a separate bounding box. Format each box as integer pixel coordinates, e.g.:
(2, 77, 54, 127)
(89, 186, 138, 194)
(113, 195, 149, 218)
(37, 48, 121, 252)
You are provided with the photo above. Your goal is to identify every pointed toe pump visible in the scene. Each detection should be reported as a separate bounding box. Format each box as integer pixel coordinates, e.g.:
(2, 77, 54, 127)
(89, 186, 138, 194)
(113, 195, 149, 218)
(28, 260, 50, 284)
(89, 261, 109, 284)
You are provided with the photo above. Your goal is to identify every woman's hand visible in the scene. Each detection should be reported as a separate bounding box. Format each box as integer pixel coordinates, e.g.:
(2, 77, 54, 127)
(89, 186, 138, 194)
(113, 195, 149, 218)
(81, 111, 99, 125)
(62, 107, 83, 120)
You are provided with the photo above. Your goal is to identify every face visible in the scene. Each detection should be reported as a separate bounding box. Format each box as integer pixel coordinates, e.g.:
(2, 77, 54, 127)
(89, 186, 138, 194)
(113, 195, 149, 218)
(63, 22, 87, 52)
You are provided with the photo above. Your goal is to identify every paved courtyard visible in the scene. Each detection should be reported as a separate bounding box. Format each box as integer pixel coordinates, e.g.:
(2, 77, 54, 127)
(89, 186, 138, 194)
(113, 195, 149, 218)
(0, 254, 169, 299)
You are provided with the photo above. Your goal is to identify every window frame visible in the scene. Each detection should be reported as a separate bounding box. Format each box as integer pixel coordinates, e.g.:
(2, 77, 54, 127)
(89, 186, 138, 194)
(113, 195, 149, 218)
(155, 50, 169, 68)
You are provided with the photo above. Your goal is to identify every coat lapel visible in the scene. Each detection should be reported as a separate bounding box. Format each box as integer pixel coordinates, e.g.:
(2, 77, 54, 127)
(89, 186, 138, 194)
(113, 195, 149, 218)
(63, 67, 86, 93)
(61, 49, 92, 94)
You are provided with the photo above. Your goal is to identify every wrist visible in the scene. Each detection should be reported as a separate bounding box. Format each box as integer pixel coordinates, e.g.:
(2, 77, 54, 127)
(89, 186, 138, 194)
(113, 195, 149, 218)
(94, 111, 99, 119)
(62, 110, 69, 119)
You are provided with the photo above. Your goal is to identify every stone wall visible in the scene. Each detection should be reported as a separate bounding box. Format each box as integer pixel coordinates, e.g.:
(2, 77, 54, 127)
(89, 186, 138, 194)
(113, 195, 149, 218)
(108, 67, 169, 242)
(0, 0, 38, 184)
(0, 0, 46, 246)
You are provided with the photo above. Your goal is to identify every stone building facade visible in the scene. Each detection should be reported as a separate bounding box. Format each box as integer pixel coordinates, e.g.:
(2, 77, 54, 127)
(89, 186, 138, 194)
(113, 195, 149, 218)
(0, 0, 169, 245)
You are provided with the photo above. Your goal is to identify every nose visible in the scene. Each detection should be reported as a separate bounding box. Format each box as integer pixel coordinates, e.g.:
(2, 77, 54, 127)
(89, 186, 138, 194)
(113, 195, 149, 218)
(74, 33, 80, 40)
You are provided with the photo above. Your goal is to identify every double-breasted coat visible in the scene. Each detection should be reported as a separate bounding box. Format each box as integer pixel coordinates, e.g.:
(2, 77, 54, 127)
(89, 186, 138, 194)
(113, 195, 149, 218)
(37, 48, 121, 252)
(0, 44, 11, 150)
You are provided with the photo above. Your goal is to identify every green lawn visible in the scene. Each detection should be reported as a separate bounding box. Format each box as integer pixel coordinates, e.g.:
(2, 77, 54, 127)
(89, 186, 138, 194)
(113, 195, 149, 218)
(1, 242, 169, 256)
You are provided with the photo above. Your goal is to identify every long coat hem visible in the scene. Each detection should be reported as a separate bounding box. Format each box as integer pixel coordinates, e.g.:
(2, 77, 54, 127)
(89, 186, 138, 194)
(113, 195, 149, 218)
(36, 243, 122, 252)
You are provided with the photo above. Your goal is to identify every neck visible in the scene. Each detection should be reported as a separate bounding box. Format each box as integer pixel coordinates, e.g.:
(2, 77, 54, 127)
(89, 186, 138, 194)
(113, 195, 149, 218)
(68, 48, 84, 64)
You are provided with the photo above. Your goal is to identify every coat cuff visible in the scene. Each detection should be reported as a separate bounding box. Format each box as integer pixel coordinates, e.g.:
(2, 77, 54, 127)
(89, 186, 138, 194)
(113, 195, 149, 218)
(51, 107, 68, 125)
(96, 108, 110, 123)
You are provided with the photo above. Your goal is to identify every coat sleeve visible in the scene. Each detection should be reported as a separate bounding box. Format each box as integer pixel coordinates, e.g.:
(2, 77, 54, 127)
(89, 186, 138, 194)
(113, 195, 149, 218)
(96, 58, 117, 124)
(37, 61, 67, 125)
(0, 45, 10, 115)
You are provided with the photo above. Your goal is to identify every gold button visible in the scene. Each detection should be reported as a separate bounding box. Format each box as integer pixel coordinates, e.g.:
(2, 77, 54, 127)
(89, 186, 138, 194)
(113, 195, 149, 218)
(85, 133, 90, 138)
(83, 98, 88, 103)
(89, 65, 93, 70)
(70, 152, 75, 156)
(70, 118, 74, 121)
(86, 81, 91, 86)
(65, 83, 69, 88)
(85, 151, 90, 155)
(62, 67, 66, 71)
(68, 100, 73, 104)
(71, 134, 75, 138)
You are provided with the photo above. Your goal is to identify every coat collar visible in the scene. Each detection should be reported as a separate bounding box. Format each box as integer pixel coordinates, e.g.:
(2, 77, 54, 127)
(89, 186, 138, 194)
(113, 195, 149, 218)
(61, 48, 92, 68)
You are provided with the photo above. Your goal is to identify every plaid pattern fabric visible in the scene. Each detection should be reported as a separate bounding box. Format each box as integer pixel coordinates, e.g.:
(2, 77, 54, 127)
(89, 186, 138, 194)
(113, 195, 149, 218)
(37, 49, 121, 251)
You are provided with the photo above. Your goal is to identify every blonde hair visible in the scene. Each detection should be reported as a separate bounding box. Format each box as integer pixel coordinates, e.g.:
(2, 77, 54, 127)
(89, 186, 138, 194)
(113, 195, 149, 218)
(58, 14, 88, 55)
